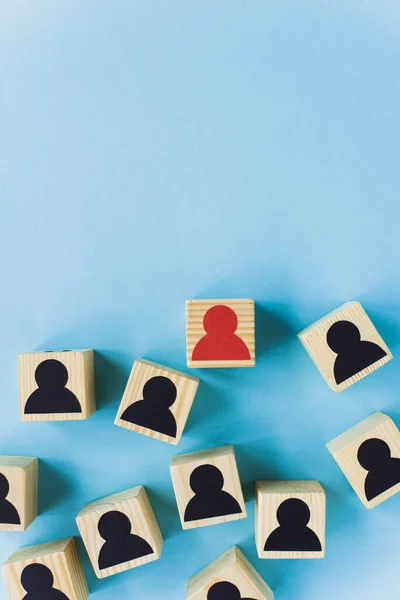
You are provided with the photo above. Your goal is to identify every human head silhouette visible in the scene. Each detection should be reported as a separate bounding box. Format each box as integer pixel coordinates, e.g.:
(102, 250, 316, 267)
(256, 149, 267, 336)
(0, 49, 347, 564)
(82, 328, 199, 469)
(35, 360, 69, 389)
(357, 438, 392, 471)
(143, 376, 177, 407)
(276, 498, 310, 528)
(21, 563, 54, 593)
(189, 464, 225, 495)
(0, 473, 10, 499)
(203, 305, 238, 336)
(326, 321, 361, 354)
(207, 581, 241, 600)
(98, 510, 132, 541)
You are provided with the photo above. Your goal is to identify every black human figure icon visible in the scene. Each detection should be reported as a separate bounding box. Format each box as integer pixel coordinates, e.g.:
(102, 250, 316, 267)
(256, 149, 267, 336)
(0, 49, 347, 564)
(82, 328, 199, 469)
(207, 581, 256, 600)
(264, 498, 322, 552)
(184, 464, 242, 522)
(24, 359, 82, 414)
(0, 472, 20, 525)
(326, 320, 387, 385)
(357, 438, 400, 501)
(98, 510, 154, 570)
(20, 563, 70, 600)
(121, 376, 177, 437)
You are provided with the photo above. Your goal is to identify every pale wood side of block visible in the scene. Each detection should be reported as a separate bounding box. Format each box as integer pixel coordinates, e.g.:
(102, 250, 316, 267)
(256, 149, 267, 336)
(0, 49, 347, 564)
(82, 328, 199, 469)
(170, 445, 247, 530)
(326, 413, 400, 508)
(255, 481, 325, 559)
(76, 486, 162, 579)
(297, 301, 392, 392)
(18, 350, 95, 421)
(186, 299, 255, 368)
(2, 537, 88, 600)
(114, 358, 199, 445)
(0, 456, 38, 532)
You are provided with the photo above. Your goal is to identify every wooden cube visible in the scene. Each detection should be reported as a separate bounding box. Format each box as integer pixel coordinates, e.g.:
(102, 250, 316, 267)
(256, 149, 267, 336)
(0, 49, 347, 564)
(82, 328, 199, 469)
(76, 485, 162, 578)
(187, 546, 274, 600)
(0, 456, 38, 532)
(170, 445, 246, 530)
(18, 349, 96, 421)
(255, 481, 326, 559)
(114, 358, 199, 445)
(2, 536, 88, 600)
(297, 301, 392, 392)
(186, 299, 255, 368)
(327, 411, 400, 509)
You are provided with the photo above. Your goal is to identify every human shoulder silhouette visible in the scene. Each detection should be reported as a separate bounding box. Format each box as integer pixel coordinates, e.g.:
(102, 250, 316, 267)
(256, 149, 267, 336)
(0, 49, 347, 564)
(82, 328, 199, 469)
(98, 510, 153, 570)
(264, 498, 321, 552)
(24, 359, 82, 415)
(0, 472, 20, 525)
(192, 305, 251, 361)
(357, 438, 400, 501)
(20, 563, 70, 600)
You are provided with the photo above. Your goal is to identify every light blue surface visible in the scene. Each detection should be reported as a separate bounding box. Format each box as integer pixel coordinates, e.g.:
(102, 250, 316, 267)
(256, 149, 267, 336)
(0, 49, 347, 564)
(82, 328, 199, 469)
(1, 1, 400, 598)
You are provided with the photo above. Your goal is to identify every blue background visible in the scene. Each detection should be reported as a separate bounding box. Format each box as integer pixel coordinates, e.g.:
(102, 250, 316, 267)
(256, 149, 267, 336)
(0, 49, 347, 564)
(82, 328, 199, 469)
(1, 1, 400, 598)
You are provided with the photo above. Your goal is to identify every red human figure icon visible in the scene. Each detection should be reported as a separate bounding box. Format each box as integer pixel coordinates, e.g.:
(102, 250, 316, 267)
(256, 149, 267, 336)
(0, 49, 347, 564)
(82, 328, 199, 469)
(192, 305, 251, 361)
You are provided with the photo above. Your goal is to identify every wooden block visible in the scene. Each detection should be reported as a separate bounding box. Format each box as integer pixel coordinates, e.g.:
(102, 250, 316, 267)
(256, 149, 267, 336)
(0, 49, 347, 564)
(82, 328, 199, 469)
(170, 445, 247, 530)
(297, 301, 392, 392)
(114, 358, 199, 445)
(186, 299, 255, 368)
(255, 481, 325, 559)
(187, 546, 274, 600)
(76, 485, 162, 578)
(327, 411, 400, 509)
(18, 349, 96, 421)
(2, 536, 88, 600)
(0, 456, 38, 532)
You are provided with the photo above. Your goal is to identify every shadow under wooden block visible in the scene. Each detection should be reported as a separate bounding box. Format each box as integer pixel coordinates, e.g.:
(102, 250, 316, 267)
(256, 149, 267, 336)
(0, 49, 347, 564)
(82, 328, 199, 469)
(187, 546, 274, 600)
(0, 456, 38, 532)
(297, 301, 392, 392)
(327, 412, 400, 509)
(18, 350, 96, 421)
(170, 445, 247, 530)
(114, 358, 199, 445)
(76, 486, 162, 579)
(186, 299, 255, 368)
(2, 537, 88, 600)
(255, 481, 326, 559)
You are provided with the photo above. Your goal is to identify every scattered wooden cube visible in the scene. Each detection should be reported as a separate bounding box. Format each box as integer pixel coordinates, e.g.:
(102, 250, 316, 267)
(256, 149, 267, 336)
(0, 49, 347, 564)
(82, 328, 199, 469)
(2, 536, 88, 600)
(327, 411, 400, 509)
(297, 301, 392, 392)
(18, 349, 96, 421)
(76, 485, 162, 578)
(114, 358, 199, 445)
(255, 481, 325, 559)
(186, 299, 255, 368)
(170, 445, 246, 530)
(0, 456, 38, 532)
(187, 545, 274, 600)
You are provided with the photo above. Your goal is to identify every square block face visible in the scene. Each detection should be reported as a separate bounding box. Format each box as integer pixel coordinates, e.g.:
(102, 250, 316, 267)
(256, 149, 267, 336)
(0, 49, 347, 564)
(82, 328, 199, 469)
(170, 445, 247, 530)
(256, 481, 326, 559)
(76, 486, 163, 579)
(327, 412, 400, 509)
(18, 350, 96, 421)
(187, 546, 274, 600)
(2, 537, 88, 600)
(0, 456, 38, 532)
(114, 359, 199, 445)
(297, 301, 392, 392)
(186, 299, 255, 368)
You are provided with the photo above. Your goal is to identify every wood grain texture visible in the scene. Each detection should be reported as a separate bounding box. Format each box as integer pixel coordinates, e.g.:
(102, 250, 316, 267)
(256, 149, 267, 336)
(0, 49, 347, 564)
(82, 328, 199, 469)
(18, 350, 96, 421)
(255, 481, 326, 559)
(186, 299, 255, 368)
(170, 445, 247, 530)
(76, 485, 162, 578)
(187, 546, 274, 600)
(326, 412, 400, 508)
(2, 536, 88, 600)
(297, 301, 392, 392)
(114, 358, 199, 445)
(0, 456, 38, 532)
